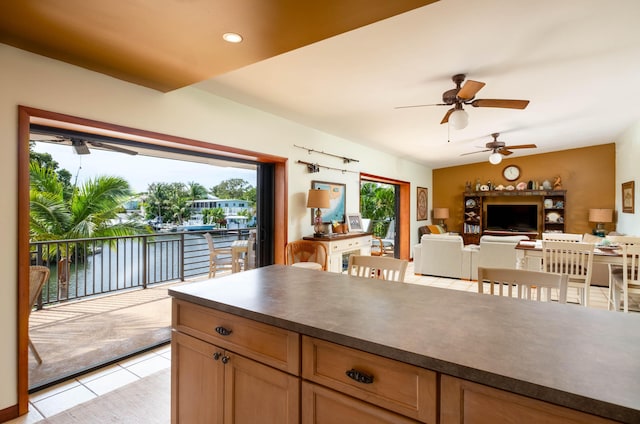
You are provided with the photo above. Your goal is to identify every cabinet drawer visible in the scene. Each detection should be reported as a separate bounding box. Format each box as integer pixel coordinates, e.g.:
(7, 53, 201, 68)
(302, 381, 420, 424)
(302, 336, 436, 423)
(173, 299, 300, 374)
(329, 236, 371, 252)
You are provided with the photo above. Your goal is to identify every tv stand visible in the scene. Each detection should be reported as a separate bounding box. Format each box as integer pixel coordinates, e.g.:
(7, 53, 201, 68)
(462, 190, 566, 245)
(483, 230, 537, 239)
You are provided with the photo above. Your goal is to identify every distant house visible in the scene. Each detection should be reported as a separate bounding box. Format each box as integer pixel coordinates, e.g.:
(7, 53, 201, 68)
(189, 198, 251, 216)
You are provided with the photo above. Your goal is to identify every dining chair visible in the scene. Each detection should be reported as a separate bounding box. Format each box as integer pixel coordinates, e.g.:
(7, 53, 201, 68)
(542, 241, 594, 307)
(204, 232, 234, 277)
(346, 255, 408, 282)
(541, 233, 583, 242)
(29, 265, 51, 364)
(477, 266, 568, 303)
(608, 240, 640, 312)
(285, 240, 328, 271)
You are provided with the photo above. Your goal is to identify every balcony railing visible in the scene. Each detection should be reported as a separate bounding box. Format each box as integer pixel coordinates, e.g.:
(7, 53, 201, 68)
(29, 229, 253, 308)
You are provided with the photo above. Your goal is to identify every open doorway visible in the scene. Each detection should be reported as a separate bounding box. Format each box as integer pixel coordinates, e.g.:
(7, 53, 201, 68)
(359, 173, 410, 260)
(28, 128, 263, 390)
(17, 107, 288, 411)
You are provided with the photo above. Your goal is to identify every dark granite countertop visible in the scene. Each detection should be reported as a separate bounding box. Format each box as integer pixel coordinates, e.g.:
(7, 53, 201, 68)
(169, 265, 640, 423)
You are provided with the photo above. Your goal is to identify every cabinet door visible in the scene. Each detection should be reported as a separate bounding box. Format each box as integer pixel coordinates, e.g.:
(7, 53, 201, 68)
(224, 351, 300, 424)
(440, 375, 615, 424)
(302, 382, 420, 424)
(172, 331, 224, 424)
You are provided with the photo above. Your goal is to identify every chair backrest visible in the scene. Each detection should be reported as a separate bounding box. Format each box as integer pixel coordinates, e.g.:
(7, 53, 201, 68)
(620, 244, 640, 286)
(203, 232, 215, 252)
(346, 255, 408, 282)
(246, 230, 257, 270)
(606, 235, 640, 247)
(542, 233, 583, 242)
(29, 266, 50, 310)
(542, 241, 594, 283)
(285, 240, 328, 270)
(478, 267, 568, 303)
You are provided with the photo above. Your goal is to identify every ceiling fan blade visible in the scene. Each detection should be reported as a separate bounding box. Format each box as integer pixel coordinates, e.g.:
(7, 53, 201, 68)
(460, 149, 491, 156)
(457, 80, 485, 100)
(88, 141, 138, 156)
(500, 149, 514, 156)
(440, 107, 455, 124)
(470, 99, 530, 109)
(394, 103, 446, 109)
(503, 144, 537, 149)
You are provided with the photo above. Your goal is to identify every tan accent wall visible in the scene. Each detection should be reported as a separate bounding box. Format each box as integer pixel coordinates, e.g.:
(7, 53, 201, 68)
(433, 144, 616, 238)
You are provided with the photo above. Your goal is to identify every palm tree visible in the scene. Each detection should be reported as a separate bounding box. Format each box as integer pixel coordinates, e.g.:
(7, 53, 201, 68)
(30, 161, 149, 260)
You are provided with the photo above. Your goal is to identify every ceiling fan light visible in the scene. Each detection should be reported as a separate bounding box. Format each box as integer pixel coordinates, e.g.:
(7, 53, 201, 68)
(449, 109, 468, 130)
(489, 152, 503, 165)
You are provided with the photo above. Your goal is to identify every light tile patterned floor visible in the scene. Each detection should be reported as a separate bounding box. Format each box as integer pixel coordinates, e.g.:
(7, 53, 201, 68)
(10, 263, 634, 423)
(9, 345, 171, 423)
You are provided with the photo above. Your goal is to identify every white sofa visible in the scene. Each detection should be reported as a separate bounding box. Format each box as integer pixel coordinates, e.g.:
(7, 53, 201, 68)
(470, 235, 529, 279)
(413, 234, 473, 279)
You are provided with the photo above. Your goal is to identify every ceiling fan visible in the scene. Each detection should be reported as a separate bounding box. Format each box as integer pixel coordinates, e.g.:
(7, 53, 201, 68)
(30, 125, 138, 156)
(396, 74, 530, 129)
(461, 133, 537, 164)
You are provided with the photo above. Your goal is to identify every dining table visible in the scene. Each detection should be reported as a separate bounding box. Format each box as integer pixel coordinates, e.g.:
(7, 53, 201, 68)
(515, 239, 623, 269)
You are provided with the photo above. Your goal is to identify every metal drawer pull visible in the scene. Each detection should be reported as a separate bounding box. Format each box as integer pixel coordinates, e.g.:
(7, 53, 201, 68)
(346, 369, 374, 384)
(213, 352, 221, 360)
(221, 355, 230, 364)
(215, 326, 232, 336)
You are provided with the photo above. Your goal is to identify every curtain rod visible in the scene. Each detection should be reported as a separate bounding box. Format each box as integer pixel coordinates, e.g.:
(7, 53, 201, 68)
(296, 160, 358, 174)
(294, 144, 359, 164)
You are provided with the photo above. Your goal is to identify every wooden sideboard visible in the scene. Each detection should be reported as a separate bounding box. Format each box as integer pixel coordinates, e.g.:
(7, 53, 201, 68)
(302, 233, 372, 273)
(170, 265, 639, 423)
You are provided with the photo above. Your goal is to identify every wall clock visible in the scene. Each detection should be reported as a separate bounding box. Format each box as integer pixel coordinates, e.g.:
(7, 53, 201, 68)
(502, 165, 521, 181)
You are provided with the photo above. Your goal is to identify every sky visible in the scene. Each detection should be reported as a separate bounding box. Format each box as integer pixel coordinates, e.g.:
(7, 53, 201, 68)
(32, 142, 257, 194)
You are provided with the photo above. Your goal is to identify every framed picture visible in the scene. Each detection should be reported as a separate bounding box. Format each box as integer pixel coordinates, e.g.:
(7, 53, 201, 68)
(417, 187, 428, 221)
(622, 181, 635, 213)
(346, 213, 364, 232)
(311, 181, 346, 223)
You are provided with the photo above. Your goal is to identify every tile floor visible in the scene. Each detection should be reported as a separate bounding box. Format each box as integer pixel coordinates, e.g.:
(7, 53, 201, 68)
(9, 267, 629, 423)
(9, 344, 171, 423)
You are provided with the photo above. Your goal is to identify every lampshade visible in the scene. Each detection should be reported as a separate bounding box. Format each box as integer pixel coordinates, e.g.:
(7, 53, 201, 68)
(449, 109, 469, 130)
(307, 189, 330, 209)
(433, 208, 450, 220)
(588, 208, 613, 223)
(488, 152, 503, 165)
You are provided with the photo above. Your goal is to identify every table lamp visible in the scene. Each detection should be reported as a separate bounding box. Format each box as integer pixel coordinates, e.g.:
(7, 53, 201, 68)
(588, 208, 613, 237)
(433, 208, 450, 231)
(307, 189, 330, 236)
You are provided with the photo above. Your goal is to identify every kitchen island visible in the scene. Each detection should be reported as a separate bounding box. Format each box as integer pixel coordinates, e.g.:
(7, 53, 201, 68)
(169, 265, 640, 423)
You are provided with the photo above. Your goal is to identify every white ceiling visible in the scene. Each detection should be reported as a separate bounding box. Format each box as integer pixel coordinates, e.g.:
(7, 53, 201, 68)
(194, 0, 640, 169)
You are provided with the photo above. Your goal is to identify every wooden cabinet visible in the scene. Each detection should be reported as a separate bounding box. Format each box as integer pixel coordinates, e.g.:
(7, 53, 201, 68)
(461, 190, 567, 243)
(463, 194, 482, 245)
(303, 233, 372, 273)
(440, 375, 616, 424)
(171, 300, 300, 424)
(542, 192, 566, 233)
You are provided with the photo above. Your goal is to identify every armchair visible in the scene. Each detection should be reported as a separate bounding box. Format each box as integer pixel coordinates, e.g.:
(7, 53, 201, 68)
(471, 235, 529, 280)
(413, 234, 472, 279)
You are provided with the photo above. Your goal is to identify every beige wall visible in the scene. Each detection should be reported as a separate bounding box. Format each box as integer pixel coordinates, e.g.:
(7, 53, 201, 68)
(0, 45, 432, 411)
(433, 144, 617, 237)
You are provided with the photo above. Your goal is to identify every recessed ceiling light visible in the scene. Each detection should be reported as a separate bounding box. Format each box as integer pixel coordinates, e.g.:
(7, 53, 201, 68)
(222, 32, 243, 43)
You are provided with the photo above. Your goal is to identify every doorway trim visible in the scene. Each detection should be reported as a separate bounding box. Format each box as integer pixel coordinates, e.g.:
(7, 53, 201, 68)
(359, 173, 410, 260)
(17, 106, 288, 414)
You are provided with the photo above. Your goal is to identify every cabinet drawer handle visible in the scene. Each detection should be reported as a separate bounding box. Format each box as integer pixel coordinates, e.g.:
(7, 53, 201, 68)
(213, 352, 222, 360)
(346, 369, 374, 384)
(215, 326, 232, 336)
(221, 355, 230, 364)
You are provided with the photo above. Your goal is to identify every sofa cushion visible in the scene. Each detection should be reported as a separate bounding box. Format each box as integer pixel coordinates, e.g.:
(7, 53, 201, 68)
(427, 224, 446, 234)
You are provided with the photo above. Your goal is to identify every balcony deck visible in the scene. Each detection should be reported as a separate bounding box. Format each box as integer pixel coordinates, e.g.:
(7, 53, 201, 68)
(28, 272, 217, 390)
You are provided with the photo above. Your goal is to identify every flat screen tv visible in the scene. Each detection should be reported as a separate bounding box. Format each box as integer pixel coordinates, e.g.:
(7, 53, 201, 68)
(486, 204, 538, 232)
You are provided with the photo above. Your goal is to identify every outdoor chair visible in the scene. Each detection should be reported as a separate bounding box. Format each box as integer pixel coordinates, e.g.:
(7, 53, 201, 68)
(204, 232, 234, 277)
(29, 265, 50, 364)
